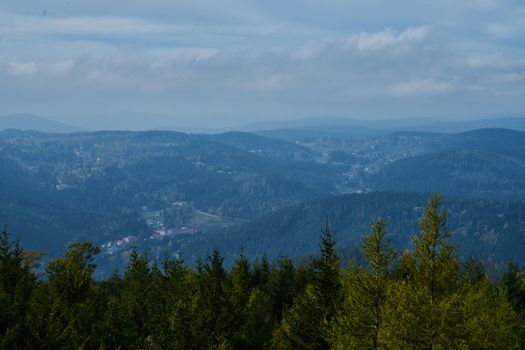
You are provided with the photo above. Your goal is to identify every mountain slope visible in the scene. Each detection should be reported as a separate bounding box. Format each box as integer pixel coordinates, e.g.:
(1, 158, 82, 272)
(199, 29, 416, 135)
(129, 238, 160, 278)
(0, 130, 330, 256)
(176, 192, 525, 269)
(366, 129, 525, 199)
(2, 127, 525, 273)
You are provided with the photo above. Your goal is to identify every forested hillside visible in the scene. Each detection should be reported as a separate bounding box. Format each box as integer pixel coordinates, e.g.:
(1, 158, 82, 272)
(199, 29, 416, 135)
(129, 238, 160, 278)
(2, 196, 525, 349)
(370, 129, 525, 199)
(0, 130, 332, 256)
(170, 192, 525, 270)
(2, 128, 525, 275)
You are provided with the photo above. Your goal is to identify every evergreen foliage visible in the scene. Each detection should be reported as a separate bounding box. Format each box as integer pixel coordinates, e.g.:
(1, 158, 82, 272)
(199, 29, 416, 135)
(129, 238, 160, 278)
(1, 195, 524, 349)
(332, 220, 395, 349)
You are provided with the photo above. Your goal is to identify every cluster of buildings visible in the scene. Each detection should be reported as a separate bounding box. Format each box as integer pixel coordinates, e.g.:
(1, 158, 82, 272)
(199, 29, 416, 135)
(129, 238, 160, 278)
(100, 225, 195, 255)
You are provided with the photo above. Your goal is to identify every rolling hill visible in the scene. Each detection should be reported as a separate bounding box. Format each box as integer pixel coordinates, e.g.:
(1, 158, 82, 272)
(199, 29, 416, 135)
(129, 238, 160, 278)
(0, 130, 332, 256)
(1, 127, 525, 275)
(368, 129, 525, 199)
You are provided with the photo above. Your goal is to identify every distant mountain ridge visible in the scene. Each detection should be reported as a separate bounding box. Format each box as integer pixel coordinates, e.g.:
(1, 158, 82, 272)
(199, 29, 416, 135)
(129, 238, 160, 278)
(418, 117, 525, 133)
(240, 116, 525, 140)
(4, 113, 525, 135)
(0, 114, 83, 133)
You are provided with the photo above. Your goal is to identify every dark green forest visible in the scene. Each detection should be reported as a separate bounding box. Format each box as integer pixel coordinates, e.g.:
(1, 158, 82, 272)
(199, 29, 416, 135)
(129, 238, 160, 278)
(182, 192, 525, 269)
(2, 196, 525, 349)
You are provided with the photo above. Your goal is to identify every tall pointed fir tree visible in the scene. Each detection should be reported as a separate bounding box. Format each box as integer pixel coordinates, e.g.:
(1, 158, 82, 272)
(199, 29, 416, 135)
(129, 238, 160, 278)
(0, 226, 38, 349)
(383, 195, 459, 349)
(273, 222, 340, 350)
(332, 220, 395, 349)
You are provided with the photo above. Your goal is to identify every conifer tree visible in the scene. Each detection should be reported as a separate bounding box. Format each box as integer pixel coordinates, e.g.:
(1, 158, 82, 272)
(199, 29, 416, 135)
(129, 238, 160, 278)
(2, 194, 525, 348)
(384, 195, 459, 349)
(244, 288, 273, 350)
(229, 252, 252, 348)
(412, 195, 457, 302)
(332, 220, 395, 349)
(153, 256, 194, 349)
(272, 284, 326, 350)
(252, 254, 270, 292)
(274, 223, 340, 350)
(47, 242, 100, 305)
(502, 262, 525, 347)
(268, 257, 297, 321)
(45, 242, 101, 349)
(503, 262, 525, 313)
(462, 256, 485, 284)
(191, 248, 233, 348)
(460, 280, 520, 349)
(315, 221, 341, 315)
(0, 226, 37, 349)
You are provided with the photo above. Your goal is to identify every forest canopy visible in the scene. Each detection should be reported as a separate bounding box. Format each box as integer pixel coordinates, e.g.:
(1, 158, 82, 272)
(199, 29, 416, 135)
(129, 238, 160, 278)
(1, 195, 525, 349)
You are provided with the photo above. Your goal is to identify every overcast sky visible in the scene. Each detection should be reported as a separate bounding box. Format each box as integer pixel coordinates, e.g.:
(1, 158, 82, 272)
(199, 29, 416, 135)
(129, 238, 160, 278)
(1, 0, 524, 129)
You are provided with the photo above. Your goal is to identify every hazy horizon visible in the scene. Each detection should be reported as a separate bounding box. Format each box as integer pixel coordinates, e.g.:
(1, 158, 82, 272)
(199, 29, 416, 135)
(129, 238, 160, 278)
(3, 112, 525, 133)
(1, 1, 524, 129)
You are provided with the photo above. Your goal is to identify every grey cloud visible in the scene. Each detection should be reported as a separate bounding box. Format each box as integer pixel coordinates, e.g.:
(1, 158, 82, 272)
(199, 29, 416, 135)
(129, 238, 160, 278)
(0, 1, 524, 128)
(1, 25, 523, 129)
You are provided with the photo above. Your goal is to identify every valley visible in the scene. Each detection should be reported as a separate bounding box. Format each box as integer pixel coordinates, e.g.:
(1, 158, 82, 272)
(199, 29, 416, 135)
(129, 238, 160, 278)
(1, 126, 525, 275)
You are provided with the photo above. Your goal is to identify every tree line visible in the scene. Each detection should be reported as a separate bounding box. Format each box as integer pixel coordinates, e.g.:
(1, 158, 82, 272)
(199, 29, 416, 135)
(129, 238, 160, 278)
(1, 195, 525, 349)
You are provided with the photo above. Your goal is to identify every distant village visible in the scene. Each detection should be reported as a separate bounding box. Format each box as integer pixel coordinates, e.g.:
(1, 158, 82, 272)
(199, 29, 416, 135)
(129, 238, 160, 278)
(100, 225, 195, 255)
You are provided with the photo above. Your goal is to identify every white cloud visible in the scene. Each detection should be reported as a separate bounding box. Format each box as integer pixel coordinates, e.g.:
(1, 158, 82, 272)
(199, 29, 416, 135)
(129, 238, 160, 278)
(0, 24, 522, 124)
(9, 62, 38, 77)
(0, 14, 182, 36)
(488, 72, 525, 83)
(0, 26, 491, 102)
(467, 53, 525, 85)
(484, 15, 525, 39)
(0, 1, 524, 127)
(352, 26, 431, 52)
(388, 79, 456, 97)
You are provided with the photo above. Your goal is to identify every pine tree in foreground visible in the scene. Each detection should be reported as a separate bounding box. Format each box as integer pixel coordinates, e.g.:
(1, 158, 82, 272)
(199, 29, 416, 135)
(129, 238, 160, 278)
(1, 194, 525, 349)
(332, 220, 395, 349)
